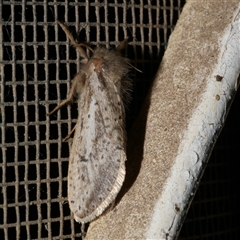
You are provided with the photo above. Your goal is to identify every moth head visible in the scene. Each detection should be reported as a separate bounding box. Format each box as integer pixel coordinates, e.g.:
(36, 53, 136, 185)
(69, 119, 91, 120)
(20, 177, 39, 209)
(88, 47, 130, 78)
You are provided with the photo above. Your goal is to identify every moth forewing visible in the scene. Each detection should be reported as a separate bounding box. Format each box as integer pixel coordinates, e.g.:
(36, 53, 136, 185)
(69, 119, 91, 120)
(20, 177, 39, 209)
(68, 50, 129, 223)
(48, 21, 131, 223)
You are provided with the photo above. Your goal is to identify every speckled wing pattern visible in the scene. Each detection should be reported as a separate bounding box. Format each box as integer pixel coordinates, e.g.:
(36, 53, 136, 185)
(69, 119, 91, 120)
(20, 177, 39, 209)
(48, 21, 131, 223)
(68, 48, 130, 223)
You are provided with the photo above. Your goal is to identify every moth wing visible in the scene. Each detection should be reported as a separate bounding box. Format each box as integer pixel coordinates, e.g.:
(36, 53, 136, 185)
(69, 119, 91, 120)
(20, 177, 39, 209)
(68, 88, 126, 223)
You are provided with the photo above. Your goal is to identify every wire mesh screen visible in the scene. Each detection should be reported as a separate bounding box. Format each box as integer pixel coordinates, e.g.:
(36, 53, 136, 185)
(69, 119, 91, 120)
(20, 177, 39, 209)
(1, 1, 239, 240)
(0, 1, 185, 239)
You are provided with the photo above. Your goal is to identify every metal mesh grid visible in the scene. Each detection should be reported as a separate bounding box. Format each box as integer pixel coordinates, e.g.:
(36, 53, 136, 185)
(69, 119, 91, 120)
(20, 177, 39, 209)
(3, 1, 239, 240)
(0, 1, 185, 239)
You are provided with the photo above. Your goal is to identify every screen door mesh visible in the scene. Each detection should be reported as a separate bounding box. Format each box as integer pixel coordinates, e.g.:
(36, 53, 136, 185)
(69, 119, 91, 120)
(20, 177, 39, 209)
(1, 1, 239, 240)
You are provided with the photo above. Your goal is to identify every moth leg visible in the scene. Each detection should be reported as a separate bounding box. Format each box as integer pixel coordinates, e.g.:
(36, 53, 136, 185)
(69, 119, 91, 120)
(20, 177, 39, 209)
(57, 20, 93, 59)
(48, 98, 72, 116)
(47, 73, 83, 116)
(62, 124, 77, 142)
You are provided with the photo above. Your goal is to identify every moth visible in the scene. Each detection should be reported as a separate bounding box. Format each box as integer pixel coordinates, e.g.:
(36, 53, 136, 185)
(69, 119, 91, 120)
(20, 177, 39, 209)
(48, 21, 132, 223)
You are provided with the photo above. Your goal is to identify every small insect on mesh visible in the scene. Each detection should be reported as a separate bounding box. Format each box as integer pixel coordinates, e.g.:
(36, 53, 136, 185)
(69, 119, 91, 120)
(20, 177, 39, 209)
(0, 1, 185, 239)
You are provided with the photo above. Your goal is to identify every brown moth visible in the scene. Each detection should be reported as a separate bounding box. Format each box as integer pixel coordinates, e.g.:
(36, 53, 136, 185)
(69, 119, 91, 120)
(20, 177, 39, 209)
(48, 21, 132, 223)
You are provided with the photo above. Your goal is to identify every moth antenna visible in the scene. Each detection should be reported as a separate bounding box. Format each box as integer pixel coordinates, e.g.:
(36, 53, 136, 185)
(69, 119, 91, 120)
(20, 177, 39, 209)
(116, 38, 141, 72)
(57, 20, 94, 59)
(116, 38, 129, 52)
